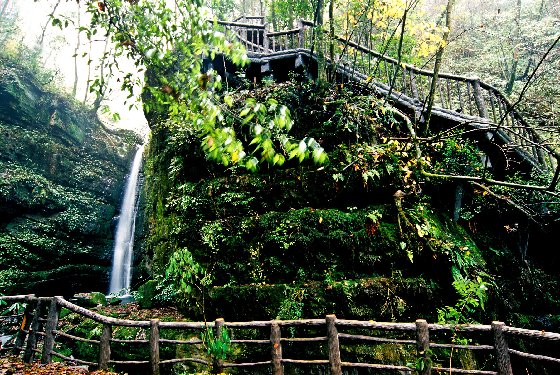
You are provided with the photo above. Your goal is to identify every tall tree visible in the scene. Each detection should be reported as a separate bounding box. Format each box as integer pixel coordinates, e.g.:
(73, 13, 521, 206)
(72, 1, 81, 98)
(503, 0, 523, 95)
(421, 0, 455, 136)
(0, 0, 10, 20)
(37, 0, 61, 50)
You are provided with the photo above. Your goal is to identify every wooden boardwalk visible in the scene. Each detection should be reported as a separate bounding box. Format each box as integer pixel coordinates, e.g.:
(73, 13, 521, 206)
(213, 16, 560, 190)
(1, 295, 559, 374)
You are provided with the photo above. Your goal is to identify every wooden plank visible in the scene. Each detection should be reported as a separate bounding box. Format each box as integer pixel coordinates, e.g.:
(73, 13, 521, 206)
(472, 79, 489, 118)
(54, 330, 100, 344)
(338, 333, 414, 345)
(509, 349, 560, 363)
(504, 326, 560, 341)
(55, 297, 150, 327)
(159, 357, 210, 365)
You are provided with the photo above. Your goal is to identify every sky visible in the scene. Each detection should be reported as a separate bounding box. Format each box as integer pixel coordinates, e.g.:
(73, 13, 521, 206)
(12, 0, 150, 138)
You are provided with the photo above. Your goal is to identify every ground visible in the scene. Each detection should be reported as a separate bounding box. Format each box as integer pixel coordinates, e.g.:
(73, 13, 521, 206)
(0, 356, 119, 375)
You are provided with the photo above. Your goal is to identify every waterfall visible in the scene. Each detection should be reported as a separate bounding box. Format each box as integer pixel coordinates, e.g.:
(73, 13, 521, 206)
(108, 145, 144, 296)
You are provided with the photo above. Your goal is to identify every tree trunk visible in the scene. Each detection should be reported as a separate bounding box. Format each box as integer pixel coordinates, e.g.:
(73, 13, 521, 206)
(421, 0, 455, 136)
(83, 38, 93, 104)
(328, 0, 334, 82)
(505, 0, 522, 95)
(314, 0, 326, 83)
(72, 2, 81, 98)
(38, 0, 61, 50)
(0, 0, 11, 21)
(270, 2, 277, 32)
(92, 37, 110, 112)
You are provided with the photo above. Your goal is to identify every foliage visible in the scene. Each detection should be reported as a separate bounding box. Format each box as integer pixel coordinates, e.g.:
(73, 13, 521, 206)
(201, 325, 231, 361)
(48, 0, 328, 173)
(134, 280, 159, 309)
(269, 0, 315, 30)
(340, 0, 448, 64)
(437, 268, 490, 324)
(165, 247, 212, 312)
(276, 287, 306, 335)
(139, 61, 560, 355)
(430, 138, 485, 177)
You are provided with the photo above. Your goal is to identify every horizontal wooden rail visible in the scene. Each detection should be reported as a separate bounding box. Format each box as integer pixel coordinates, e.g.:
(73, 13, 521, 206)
(212, 20, 266, 29)
(432, 368, 497, 374)
(53, 330, 99, 344)
(504, 326, 560, 340)
(159, 357, 210, 366)
(338, 332, 415, 344)
(509, 349, 560, 364)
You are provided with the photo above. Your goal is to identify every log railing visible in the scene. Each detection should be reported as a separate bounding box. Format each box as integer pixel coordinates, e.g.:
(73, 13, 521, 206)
(212, 17, 560, 189)
(1, 295, 560, 374)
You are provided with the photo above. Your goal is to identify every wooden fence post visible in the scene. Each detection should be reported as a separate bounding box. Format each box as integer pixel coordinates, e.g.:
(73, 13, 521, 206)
(99, 323, 112, 371)
(23, 299, 43, 363)
(298, 19, 305, 49)
(270, 322, 283, 375)
(212, 318, 225, 374)
(472, 79, 488, 118)
(263, 23, 269, 52)
(410, 70, 419, 101)
(415, 319, 431, 375)
(492, 322, 513, 375)
(41, 297, 61, 364)
(326, 314, 342, 375)
(150, 319, 161, 375)
(12, 295, 36, 356)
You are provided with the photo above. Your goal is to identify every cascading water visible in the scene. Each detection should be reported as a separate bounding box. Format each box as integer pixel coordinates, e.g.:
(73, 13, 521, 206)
(108, 145, 144, 296)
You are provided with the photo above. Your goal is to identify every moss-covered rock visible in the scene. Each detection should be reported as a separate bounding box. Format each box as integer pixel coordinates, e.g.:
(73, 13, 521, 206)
(140, 78, 560, 334)
(0, 58, 141, 296)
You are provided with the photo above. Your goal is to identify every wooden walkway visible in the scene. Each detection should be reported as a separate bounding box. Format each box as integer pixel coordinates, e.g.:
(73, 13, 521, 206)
(1, 295, 559, 374)
(213, 16, 560, 190)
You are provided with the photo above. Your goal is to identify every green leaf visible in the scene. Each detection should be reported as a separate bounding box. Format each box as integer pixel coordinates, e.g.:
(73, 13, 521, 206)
(240, 107, 251, 117)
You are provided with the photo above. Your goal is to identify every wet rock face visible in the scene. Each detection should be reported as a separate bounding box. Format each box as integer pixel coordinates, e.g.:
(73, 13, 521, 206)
(0, 60, 141, 296)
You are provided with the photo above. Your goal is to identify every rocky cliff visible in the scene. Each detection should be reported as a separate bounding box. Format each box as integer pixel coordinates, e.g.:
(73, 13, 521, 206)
(0, 58, 142, 296)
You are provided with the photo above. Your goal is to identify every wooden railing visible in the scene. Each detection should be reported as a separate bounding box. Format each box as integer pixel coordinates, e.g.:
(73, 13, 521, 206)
(1, 295, 559, 374)
(213, 18, 560, 189)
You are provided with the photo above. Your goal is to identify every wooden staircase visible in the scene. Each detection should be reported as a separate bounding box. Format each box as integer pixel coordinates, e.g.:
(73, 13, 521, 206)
(211, 16, 560, 190)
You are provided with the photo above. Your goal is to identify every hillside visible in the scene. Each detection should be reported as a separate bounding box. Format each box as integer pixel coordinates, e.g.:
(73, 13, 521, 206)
(139, 74, 560, 332)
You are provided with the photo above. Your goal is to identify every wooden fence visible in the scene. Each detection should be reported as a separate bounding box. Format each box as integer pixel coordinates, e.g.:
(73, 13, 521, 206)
(212, 17, 560, 190)
(1, 295, 559, 374)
